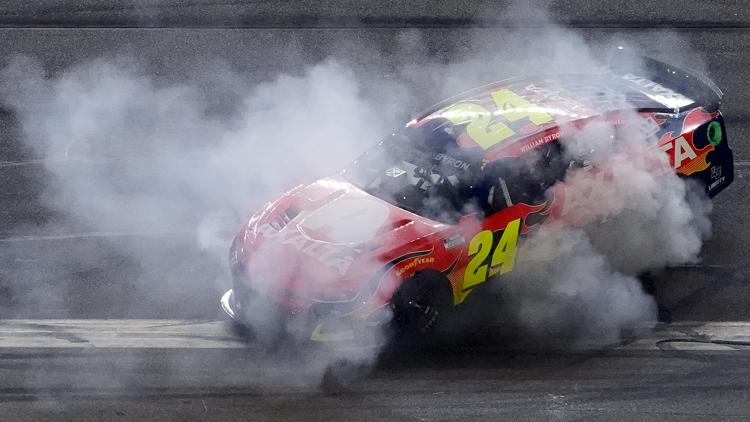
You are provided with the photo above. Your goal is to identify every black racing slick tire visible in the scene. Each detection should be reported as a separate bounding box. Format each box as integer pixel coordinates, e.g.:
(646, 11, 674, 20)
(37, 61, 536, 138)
(391, 272, 454, 334)
(638, 272, 672, 323)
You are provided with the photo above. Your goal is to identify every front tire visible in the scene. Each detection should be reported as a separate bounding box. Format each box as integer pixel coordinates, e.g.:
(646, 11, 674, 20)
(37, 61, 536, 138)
(391, 272, 454, 334)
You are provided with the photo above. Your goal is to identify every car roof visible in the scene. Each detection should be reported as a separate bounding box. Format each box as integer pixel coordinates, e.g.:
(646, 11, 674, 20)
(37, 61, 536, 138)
(404, 71, 697, 164)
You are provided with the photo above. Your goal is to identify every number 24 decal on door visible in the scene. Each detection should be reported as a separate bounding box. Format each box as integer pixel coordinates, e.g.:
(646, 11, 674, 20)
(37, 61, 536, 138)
(462, 218, 521, 293)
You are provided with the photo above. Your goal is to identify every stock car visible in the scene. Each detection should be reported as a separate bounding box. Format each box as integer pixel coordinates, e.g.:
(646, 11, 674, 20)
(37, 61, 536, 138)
(221, 53, 734, 346)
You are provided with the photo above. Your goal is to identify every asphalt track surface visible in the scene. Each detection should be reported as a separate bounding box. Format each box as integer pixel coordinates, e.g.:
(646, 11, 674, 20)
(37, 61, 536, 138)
(1, 1, 750, 420)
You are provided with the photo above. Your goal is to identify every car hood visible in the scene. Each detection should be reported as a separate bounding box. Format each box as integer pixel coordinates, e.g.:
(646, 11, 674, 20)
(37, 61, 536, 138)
(236, 177, 446, 298)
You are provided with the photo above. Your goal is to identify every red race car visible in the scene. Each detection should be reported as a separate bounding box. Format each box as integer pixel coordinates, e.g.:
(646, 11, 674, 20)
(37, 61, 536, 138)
(222, 53, 733, 346)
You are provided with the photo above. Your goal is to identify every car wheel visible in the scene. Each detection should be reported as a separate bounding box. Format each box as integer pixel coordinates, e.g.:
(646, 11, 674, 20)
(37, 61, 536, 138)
(638, 272, 672, 323)
(391, 272, 454, 334)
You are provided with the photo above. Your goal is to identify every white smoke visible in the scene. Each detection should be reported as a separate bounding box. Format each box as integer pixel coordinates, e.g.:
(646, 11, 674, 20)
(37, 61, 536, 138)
(498, 110, 712, 345)
(406, 6, 714, 347)
(1, 55, 391, 247)
(0, 2, 717, 383)
(0, 54, 405, 380)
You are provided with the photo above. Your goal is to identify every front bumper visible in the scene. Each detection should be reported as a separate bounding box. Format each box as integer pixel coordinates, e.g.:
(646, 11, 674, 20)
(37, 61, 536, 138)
(220, 288, 391, 349)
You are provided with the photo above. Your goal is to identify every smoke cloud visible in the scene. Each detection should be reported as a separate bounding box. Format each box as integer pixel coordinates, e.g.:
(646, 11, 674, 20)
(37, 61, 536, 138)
(0, 2, 715, 385)
(0, 53, 410, 382)
(499, 111, 712, 345)
(1, 56, 389, 238)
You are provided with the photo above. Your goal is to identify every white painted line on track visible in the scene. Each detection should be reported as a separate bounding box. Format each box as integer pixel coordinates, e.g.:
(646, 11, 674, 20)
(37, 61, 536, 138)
(0, 319, 250, 349)
(0, 159, 46, 168)
(0, 231, 192, 242)
(0, 320, 749, 351)
(0, 157, 149, 168)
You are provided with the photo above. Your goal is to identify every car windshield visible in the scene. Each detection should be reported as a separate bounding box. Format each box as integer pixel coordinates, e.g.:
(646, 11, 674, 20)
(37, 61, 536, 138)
(342, 125, 487, 223)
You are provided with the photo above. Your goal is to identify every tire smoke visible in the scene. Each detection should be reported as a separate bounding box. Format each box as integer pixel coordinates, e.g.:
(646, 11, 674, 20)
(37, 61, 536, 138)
(0, 2, 716, 384)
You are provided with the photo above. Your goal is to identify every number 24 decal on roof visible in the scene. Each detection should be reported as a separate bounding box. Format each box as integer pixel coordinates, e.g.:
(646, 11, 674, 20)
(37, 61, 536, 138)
(441, 89, 554, 150)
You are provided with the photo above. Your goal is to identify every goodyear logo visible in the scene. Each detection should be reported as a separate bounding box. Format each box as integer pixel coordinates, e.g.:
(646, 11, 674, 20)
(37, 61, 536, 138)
(397, 257, 435, 275)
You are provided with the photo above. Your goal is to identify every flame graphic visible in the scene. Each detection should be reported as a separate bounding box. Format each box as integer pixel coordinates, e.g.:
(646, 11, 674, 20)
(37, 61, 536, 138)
(678, 141, 714, 176)
(658, 130, 714, 177)
(512, 201, 550, 233)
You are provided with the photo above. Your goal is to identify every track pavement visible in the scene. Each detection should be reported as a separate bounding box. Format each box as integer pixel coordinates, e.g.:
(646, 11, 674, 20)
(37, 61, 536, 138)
(1, 2, 749, 420)
(1, 320, 750, 420)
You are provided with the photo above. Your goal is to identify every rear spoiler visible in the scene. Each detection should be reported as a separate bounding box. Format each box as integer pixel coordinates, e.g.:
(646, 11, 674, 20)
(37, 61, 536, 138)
(413, 51, 722, 122)
(607, 50, 723, 114)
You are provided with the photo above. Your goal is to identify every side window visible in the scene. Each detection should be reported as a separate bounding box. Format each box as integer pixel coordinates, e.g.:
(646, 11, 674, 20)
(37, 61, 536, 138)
(483, 142, 567, 214)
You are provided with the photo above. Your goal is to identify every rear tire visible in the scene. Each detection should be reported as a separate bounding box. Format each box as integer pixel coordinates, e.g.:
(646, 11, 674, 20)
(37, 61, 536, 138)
(638, 272, 672, 323)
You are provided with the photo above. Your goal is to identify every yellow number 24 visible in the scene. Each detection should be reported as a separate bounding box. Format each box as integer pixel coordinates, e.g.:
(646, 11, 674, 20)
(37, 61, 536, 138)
(461, 218, 521, 296)
(441, 89, 554, 151)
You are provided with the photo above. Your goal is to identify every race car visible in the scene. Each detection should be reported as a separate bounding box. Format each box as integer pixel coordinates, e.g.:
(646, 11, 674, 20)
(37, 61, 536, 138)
(221, 52, 734, 347)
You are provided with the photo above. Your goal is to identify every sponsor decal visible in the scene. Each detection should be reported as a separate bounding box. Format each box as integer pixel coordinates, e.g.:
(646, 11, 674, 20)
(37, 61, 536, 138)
(711, 165, 722, 181)
(257, 223, 355, 275)
(396, 256, 436, 276)
(352, 248, 435, 308)
(518, 130, 562, 154)
(621, 73, 694, 108)
(386, 167, 406, 177)
(443, 233, 466, 250)
(709, 176, 726, 191)
(708, 121, 723, 146)
(658, 132, 713, 176)
(660, 135, 698, 169)
(434, 153, 470, 170)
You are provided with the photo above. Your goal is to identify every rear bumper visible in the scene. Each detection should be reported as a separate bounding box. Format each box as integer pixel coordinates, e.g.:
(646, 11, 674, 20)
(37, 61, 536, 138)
(705, 144, 734, 198)
(685, 115, 734, 198)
